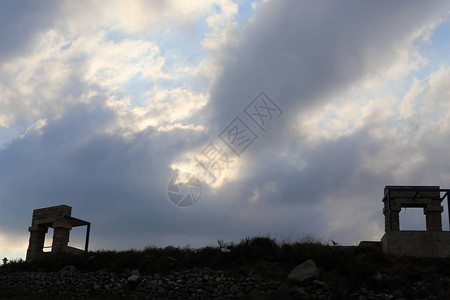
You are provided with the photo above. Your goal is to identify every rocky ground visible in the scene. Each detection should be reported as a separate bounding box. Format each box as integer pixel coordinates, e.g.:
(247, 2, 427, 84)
(1, 261, 445, 299)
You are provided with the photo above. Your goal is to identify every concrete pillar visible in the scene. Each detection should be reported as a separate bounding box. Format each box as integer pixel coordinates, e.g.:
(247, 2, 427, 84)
(383, 207, 401, 231)
(425, 206, 443, 231)
(390, 210, 400, 231)
(52, 223, 71, 253)
(26, 225, 48, 260)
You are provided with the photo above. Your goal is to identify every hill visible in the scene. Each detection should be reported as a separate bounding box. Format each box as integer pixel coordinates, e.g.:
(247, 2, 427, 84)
(1, 236, 449, 299)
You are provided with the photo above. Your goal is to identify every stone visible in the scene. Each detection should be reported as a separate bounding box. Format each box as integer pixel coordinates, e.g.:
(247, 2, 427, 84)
(373, 272, 383, 281)
(358, 287, 368, 294)
(60, 265, 76, 276)
(312, 279, 327, 286)
(229, 284, 239, 294)
(394, 291, 405, 299)
(288, 259, 320, 282)
(128, 274, 140, 282)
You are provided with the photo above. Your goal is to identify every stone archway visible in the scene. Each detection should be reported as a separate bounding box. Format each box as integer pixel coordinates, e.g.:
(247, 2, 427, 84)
(381, 186, 450, 257)
(26, 205, 90, 261)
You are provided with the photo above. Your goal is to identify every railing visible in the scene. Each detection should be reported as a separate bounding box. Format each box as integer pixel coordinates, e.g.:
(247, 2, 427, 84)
(64, 215, 91, 252)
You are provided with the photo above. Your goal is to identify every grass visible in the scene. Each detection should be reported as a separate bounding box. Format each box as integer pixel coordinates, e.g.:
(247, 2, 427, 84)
(1, 236, 450, 298)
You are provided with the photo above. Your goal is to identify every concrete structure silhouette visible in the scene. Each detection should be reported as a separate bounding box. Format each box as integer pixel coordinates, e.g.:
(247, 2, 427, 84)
(26, 205, 90, 261)
(381, 186, 450, 257)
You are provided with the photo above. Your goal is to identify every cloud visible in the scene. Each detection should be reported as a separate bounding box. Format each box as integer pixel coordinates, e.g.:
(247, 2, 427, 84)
(196, 0, 450, 242)
(0, 0, 60, 63)
(0, 0, 236, 130)
(206, 0, 449, 130)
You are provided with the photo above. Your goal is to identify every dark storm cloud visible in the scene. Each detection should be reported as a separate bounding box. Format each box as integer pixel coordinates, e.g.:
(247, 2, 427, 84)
(0, 0, 59, 63)
(207, 0, 449, 130)
(200, 0, 450, 241)
(206, 1, 448, 183)
(232, 129, 380, 204)
(0, 102, 216, 247)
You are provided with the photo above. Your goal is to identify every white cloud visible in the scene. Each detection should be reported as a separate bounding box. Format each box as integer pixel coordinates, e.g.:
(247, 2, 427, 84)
(0, 0, 240, 133)
(201, 0, 239, 50)
(21, 119, 47, 138)
(105, 86, 208, 135)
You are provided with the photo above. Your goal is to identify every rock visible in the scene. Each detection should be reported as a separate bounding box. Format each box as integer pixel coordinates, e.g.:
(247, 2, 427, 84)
(313, 280, 327, 286)
(220, 247, 231, 253)
(373, 272, 383, 281)
(358, 287, 368, 294)
(131, 269, 140, 276)
(60, 265, 76, 276)
(288, 259, 320, 282)
(229, 284, 239, 294)
(128, 274, 140, 282)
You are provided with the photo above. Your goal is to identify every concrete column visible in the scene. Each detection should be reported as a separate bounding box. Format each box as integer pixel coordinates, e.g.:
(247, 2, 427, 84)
(425, 206, 443, 231)
(52, 223, 71, 253)
(391, 210, 400, 231)
(26, 225, 48, 261)
(383, 208, 401, 231)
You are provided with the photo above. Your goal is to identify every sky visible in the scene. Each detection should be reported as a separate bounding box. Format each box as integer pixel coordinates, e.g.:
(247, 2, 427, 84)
(1, 0, 450, 260)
